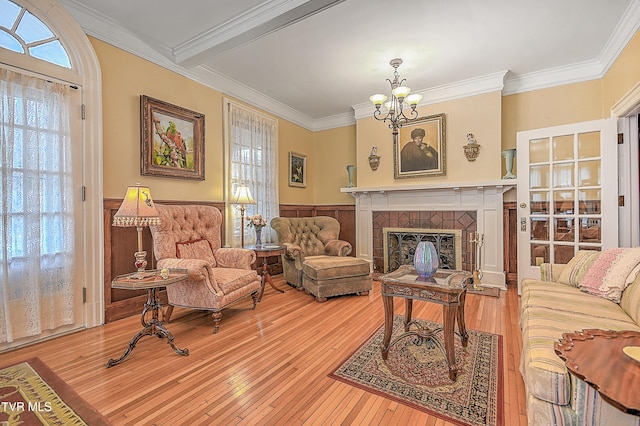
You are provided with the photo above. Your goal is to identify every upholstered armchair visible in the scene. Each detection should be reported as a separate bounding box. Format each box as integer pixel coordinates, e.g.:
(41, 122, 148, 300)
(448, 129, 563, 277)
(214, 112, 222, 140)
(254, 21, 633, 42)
(149, 204, 261, 333)
(270, 216, 352, 288)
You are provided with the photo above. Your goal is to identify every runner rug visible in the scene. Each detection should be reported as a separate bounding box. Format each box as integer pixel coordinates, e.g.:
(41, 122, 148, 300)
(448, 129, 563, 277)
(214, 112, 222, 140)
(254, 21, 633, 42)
(329, 316, 503, 426)
(0, 357, 108, 425)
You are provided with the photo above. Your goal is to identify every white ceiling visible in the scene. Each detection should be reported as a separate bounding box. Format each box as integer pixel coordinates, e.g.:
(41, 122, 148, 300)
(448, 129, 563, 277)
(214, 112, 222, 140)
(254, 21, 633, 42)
(59, 0, 640, 130)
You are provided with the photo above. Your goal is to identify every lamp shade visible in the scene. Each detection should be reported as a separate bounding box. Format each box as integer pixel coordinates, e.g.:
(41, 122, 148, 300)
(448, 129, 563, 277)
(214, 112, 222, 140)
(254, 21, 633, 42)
(369, 94, 387, 106)
(391, 86, 411, 99)
(232, 186, 256, 205)
(113, 184, 161, 227)
(406, 93, 423, 106)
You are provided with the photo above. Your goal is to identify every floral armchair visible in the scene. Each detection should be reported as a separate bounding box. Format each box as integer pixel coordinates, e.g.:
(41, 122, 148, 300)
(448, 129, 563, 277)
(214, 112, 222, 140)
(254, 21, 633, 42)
(270, 216, 352, 288)
(149, 204, 261, 333)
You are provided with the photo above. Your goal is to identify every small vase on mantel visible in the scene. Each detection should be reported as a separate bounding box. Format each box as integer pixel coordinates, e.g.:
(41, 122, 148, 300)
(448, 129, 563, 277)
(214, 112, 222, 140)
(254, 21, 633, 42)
(502, 148, 516, 179)
(414, 241, 439, 278)
(346, 165, 356, 187)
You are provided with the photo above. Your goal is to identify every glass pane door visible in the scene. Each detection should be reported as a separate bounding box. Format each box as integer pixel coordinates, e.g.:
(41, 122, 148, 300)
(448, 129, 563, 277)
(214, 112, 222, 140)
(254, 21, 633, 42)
(517, 119, 618, 293)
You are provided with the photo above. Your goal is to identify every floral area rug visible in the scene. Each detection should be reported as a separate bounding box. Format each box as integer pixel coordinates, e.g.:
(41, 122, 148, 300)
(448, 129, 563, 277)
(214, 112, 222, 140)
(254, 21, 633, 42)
(0, 357, 108, 425)
(329, 316, 503, 426)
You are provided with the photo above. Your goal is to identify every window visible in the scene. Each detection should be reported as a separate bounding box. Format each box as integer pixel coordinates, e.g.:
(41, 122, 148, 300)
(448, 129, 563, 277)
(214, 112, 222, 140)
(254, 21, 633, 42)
(0, 0, 71, 68)
(225, 100, 279, 246)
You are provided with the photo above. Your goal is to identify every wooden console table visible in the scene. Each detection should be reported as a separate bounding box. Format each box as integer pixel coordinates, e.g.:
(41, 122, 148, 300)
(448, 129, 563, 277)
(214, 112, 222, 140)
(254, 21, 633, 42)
(379, 265, 472, 381)
(106, 268, 190, 368)
(554, 329, 640, 415)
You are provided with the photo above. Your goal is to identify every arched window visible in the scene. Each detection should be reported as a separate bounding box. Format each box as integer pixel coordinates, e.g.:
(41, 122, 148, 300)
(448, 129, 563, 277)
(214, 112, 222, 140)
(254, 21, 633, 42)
(0, 0, 71, 68)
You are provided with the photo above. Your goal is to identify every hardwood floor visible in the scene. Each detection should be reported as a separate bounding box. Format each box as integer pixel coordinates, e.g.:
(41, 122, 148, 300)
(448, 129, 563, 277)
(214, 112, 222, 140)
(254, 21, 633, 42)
(0, 276, 528, 425)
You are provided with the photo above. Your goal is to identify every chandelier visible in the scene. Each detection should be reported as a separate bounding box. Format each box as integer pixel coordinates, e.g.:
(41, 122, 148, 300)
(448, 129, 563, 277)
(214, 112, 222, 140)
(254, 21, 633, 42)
(369, 58, 423, 134)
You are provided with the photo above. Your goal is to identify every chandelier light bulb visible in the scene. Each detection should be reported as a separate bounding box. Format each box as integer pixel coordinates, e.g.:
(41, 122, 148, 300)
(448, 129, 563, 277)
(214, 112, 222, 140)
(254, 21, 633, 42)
(391, 86, 411, 99)
(406, 93, 423, 106)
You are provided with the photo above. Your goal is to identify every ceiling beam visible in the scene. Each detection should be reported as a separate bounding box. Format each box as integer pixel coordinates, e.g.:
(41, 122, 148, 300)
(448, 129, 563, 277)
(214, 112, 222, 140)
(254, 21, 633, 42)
(173, 0, 345, 68)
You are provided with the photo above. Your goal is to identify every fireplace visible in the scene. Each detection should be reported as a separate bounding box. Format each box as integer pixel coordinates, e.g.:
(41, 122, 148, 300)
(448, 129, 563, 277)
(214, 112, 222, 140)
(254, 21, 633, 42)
(383, 228, 462, 272)
(341, 181, 514, 289)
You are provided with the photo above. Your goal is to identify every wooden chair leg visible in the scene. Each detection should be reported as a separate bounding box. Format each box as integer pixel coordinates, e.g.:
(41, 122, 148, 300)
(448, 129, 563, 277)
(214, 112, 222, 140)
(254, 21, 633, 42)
(211, 312, 222, 334)
(251, 291, 259, 309)
(164, 305, 174, 322)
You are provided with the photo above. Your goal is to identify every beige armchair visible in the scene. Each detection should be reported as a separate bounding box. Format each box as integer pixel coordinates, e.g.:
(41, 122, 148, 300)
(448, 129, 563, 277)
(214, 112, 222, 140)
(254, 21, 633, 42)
(270, 216, 351, 288)
(149, 204, 261, 333)
(271, 216, 371, 302)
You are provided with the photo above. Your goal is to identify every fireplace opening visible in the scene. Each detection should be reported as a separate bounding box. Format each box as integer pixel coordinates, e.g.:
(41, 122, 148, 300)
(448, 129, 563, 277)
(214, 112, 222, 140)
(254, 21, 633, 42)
(383, 228, 462, 273)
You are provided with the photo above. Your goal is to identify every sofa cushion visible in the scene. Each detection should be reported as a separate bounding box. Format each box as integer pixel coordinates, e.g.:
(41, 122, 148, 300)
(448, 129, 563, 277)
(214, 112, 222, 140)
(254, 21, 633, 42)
(579, 247, 640, 303)
(210, 268, 259, 295)
(176, 238, 217, 267)
(558, 249, 599, 287)
(519, 279, 640, 406)
(303, 256, 370, 280)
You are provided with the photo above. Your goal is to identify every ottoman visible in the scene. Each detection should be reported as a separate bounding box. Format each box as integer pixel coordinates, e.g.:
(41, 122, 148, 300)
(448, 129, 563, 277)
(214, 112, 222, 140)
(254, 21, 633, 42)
(302, 255, 372, 302)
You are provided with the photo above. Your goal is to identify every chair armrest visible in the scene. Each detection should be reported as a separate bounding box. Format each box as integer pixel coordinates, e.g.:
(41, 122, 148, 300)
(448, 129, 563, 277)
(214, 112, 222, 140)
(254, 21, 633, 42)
(157, 258, 223, 295)
(325, 239, 352, 257)
(214, 248, 256, 270)
(157, 258, 209, 282)
(283, 243, 304, 270)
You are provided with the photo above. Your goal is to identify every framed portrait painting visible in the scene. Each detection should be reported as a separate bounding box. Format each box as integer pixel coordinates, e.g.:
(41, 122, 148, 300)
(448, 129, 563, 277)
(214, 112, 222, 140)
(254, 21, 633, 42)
(394, 113, 446, 179)
(288, 152, 307, 187)
(140, 95, 205, 180)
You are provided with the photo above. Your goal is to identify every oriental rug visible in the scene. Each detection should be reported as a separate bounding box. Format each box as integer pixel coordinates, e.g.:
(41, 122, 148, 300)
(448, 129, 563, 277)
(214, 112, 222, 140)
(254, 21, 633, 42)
(0, 357, 108, 425)
(329, 316, 503, 426)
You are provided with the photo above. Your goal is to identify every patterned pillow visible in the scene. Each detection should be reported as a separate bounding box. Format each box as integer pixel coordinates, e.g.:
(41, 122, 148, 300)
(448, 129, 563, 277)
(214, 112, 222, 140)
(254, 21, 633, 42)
(558, 250, 600, 287)
(579, 247, 640, 303)
(176, 239, 217, 267)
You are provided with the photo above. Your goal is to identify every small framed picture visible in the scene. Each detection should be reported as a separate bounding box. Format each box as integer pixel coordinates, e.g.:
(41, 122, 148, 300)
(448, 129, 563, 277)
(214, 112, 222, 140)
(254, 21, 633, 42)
(288, 152, 307, 188)
(394, 113, 446, 179)
(140, 95, 205, 180)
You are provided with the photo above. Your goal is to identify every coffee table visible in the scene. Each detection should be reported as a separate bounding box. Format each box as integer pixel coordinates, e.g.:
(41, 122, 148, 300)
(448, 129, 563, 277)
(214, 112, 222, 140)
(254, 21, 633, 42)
(379, 265, 473, 380)
(106, 268, 190, 368)
(554, 329, 640, 415)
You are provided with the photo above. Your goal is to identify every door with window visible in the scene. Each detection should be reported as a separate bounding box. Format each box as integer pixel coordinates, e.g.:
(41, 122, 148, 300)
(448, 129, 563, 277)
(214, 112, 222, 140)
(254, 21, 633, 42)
(516, 119, 618, 293)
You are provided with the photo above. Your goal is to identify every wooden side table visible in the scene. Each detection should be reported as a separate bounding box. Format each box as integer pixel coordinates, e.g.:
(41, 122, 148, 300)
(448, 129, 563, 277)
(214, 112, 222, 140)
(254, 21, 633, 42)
(379, 265, 472, 381)
(245, 245, 286, 301)
(555, 329, 640, 415)
(106, 268, 190, 368)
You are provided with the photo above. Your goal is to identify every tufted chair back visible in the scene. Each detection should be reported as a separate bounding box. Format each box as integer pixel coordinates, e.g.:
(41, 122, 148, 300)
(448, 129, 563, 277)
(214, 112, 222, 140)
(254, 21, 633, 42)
(271, 216, 341, 256)
(151, 204, 222, 262)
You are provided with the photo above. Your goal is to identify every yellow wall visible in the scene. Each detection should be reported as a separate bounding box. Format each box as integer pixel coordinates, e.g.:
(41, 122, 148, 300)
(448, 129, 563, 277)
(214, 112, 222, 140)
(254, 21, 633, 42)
(603, 29, 640, 113)
(92, 37, 316, 204)
(355, 91, 502, 188)
(93, 27, 640, 206)
(312, 125, 357, 205)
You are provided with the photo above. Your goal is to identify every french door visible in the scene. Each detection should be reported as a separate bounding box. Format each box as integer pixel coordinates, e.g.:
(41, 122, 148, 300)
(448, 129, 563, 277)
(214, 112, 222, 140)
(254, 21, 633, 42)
(516, 119, 618, 292)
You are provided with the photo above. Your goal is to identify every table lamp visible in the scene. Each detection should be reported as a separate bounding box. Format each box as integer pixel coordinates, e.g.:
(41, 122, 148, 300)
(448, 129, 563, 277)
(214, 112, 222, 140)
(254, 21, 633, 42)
(231, 185, 256, 247)
(113, 183, 161, 278)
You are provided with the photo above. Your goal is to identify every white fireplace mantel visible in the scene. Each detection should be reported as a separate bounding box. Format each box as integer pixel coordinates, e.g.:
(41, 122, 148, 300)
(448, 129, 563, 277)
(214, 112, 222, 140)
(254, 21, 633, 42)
(341, 180, 516, 289)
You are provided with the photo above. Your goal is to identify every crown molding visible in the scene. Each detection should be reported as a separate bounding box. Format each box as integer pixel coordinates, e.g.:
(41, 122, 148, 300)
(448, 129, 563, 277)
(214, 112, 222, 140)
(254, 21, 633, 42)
(352, 71, 507, 120)
(59, 0, 640, 131)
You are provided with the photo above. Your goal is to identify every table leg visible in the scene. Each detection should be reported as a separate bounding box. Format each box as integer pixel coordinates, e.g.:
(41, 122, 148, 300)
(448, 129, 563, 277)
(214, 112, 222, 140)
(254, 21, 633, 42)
(443, 304, 458, 381)
(106, 288, 189, 368)
(381, 294, 394, 360)
(259, 258, 284, 301)
(404, 298, 413, 332)
(458, 289, 468, 347)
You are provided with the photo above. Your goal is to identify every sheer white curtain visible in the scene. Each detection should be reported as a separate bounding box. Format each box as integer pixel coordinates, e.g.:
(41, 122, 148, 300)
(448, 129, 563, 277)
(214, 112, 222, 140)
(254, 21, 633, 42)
(0, 68, 76, 344)
(226, 101, 279, 246)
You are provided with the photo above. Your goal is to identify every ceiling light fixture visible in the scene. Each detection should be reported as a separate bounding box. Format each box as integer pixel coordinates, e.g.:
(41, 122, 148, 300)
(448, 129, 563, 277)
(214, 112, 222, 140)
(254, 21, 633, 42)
(370, 58, 423, 134)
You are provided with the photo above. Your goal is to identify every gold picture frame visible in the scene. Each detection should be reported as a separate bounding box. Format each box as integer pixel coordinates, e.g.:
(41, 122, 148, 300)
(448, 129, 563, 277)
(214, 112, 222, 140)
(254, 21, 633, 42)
(288, 152, 307, 187)
(140, 95, 205, 180)
(394, 113, 446, 179)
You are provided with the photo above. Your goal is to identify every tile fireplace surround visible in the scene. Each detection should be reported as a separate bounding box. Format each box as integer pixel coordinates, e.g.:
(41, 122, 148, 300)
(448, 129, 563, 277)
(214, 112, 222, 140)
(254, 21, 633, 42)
(341, 181, 515, 290)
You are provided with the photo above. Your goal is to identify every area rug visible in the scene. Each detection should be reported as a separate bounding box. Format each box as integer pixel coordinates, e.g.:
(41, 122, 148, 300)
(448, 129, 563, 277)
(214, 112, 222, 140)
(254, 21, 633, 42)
(467, 286, 501, 298)
(329, 316, 503, 426)
(0, 357, 108, 425)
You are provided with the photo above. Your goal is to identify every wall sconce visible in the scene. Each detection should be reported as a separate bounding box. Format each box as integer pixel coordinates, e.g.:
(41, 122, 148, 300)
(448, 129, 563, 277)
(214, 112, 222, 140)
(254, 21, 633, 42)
(368, 146, 380, 171)
(463, 133, 480, 161)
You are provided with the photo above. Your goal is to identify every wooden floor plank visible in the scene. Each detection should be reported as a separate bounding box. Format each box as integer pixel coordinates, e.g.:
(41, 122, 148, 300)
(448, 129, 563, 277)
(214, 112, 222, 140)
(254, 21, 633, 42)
(0, 277, 526, 425)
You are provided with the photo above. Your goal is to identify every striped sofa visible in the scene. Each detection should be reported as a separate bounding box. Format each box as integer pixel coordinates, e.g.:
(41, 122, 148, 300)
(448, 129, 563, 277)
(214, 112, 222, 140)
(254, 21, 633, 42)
(519, 250, 640, 426)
